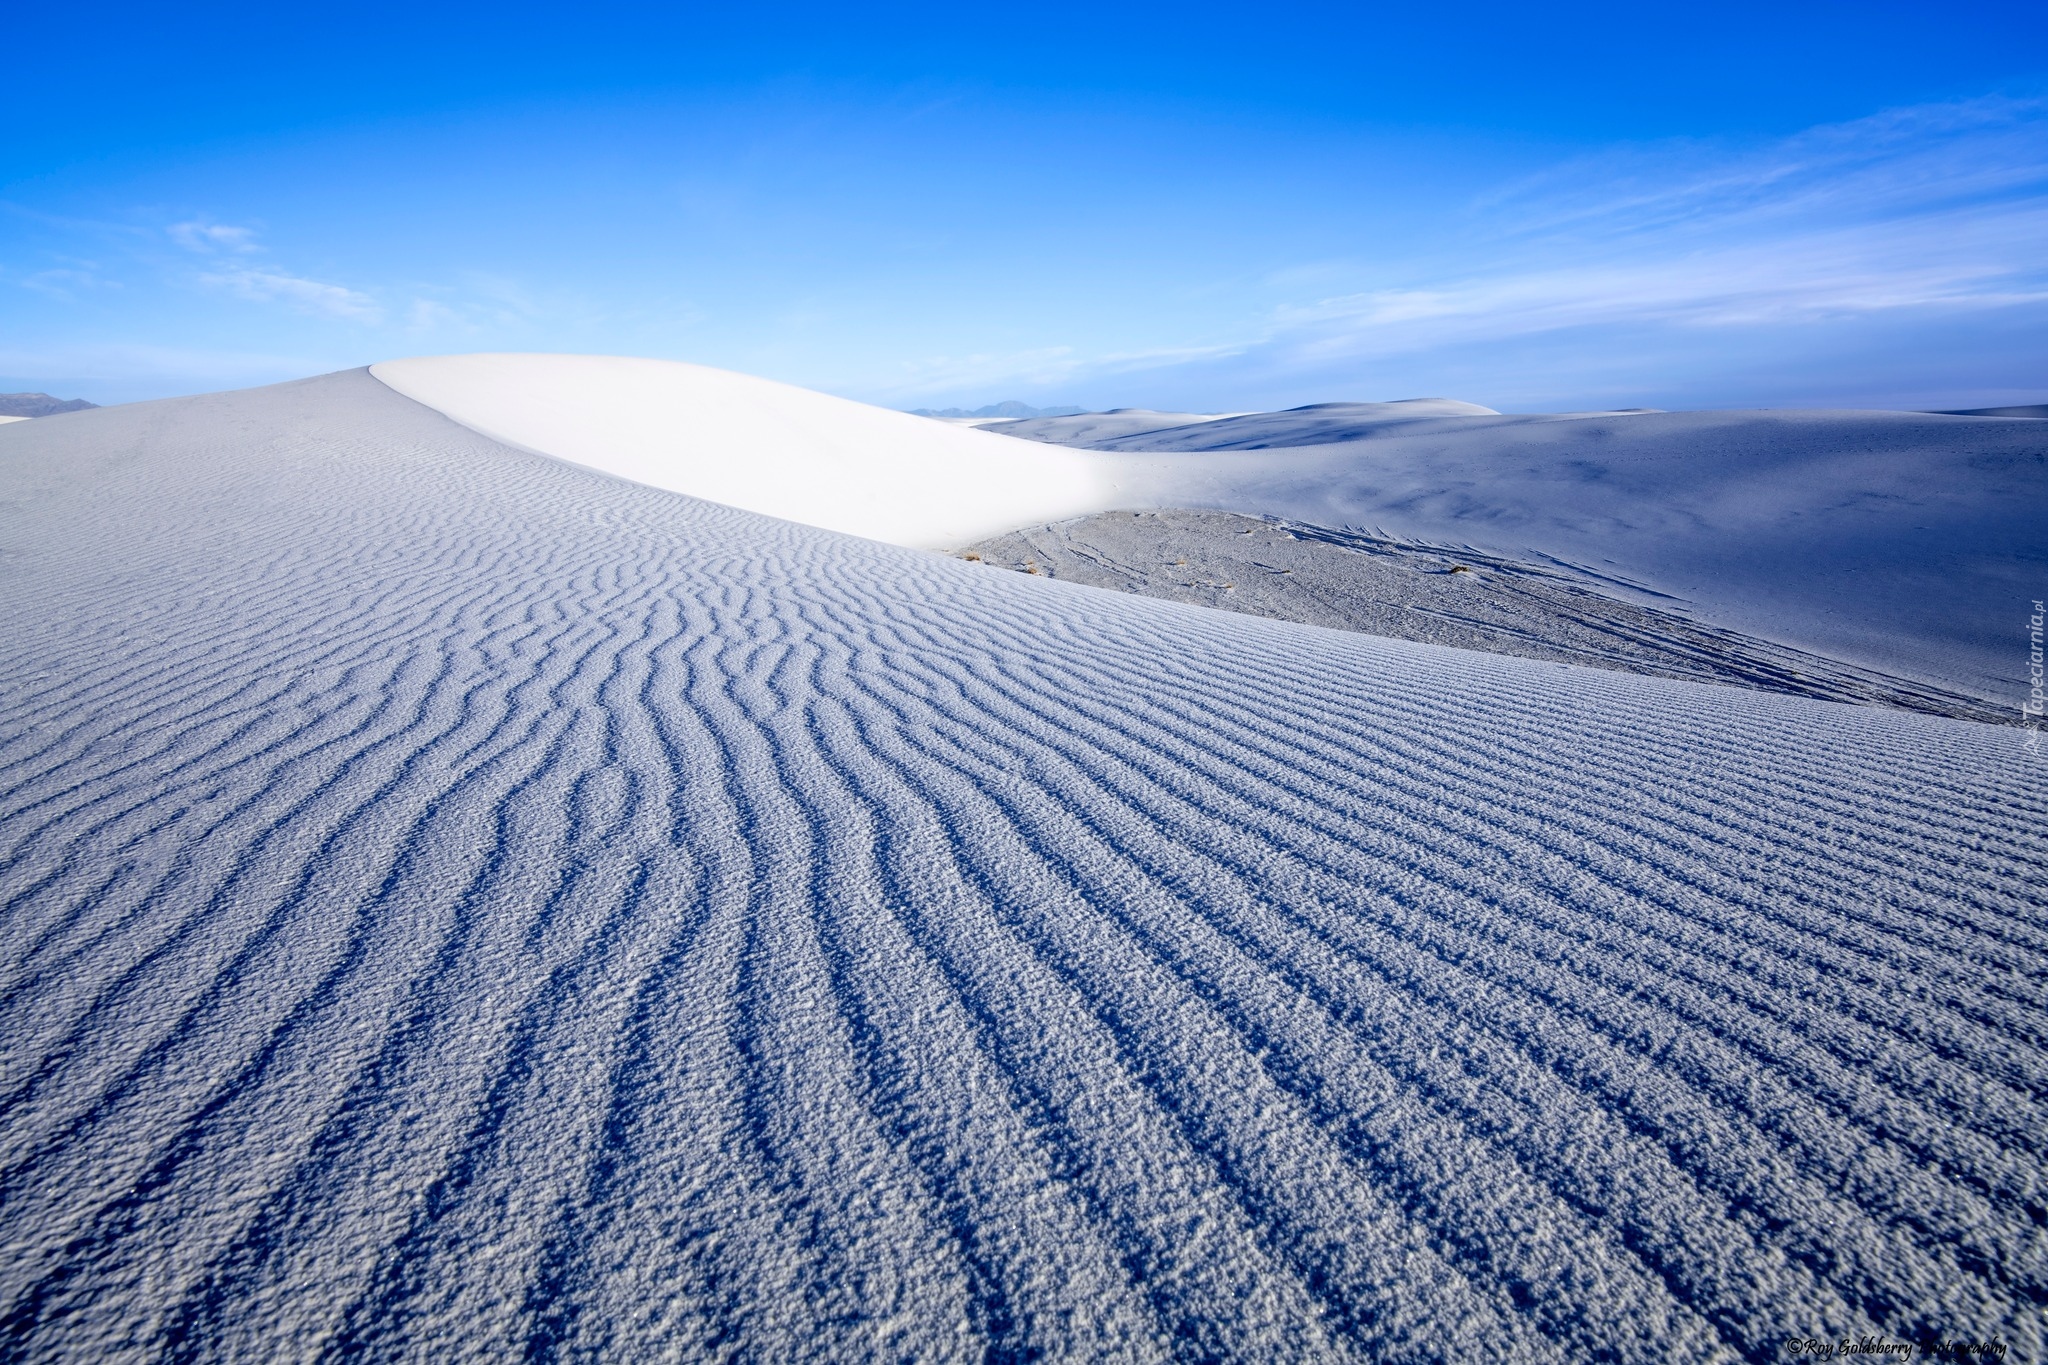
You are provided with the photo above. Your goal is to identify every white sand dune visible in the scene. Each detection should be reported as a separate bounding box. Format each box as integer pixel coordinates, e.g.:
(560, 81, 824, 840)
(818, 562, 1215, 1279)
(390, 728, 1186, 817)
(1065, 408, 2046, 703)
(1936, 405, 2048, 419)
(383, 357, 2039, 703)
(975, 407, 1242, 445)
(0, 416, 28, 426)
(372, 353, 1114, 549)
(964, 509, 2009, 724)
(0, 367, 2040, 1360)
(1052, 398, 1510, 450)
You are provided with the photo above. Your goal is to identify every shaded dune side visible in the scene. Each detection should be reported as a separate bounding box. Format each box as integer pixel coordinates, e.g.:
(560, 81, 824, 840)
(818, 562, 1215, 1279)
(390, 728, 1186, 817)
(0, 371, 2042, 1363)
(964, 509, 2008, 724)
(1076, 410, 2048, 706)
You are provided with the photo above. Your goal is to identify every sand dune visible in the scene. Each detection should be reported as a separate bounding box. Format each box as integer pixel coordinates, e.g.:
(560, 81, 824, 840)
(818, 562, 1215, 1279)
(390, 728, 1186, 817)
(1068, 408, 2046, 703)
(382, 358, 2039, 703)
(1064, 399, 1510, 451)
(372, 353, 1113, 548)
(965, 509, 2007, 723)
(0, 368, 2041, 1360)
(1935, 405, 2048, 419)
(975, 408, 1239, 445)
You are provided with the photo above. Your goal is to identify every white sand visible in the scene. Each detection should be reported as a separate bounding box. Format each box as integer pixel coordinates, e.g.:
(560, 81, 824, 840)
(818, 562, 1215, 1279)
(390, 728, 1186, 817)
(0, 370, 2039, 1359)
(1089, 409, 2046, 701)
(372, 353, 1115, 548)
(377, 356, 2042, 702)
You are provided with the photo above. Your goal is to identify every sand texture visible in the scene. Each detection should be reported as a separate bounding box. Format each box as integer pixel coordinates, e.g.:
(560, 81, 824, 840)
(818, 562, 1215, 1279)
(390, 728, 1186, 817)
(0, 370, 2041, 1361)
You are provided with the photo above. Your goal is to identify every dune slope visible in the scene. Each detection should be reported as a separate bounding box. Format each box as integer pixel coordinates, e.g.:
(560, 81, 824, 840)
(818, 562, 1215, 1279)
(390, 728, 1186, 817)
(976, 408, 1236, 446)
(0, 370, 2042, 1361)
(1075, 399, 1508, 451)
(372, 353, 1113, 548)
(1088, 409, 2048, 702)
(964, 509, 2007, 723)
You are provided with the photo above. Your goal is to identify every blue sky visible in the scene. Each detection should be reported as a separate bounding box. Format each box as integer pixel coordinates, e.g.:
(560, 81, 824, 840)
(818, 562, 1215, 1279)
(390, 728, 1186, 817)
(4, 1, 2046, 411)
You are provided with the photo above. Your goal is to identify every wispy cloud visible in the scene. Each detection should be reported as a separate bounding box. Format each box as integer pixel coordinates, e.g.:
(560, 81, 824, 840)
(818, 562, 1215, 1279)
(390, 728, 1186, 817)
(895, 95, 2048, 406)
(8, 202, 503, 352)
(14, 261, 118, 301)
(1259, 205, 2048, 358)
(1476, 96, 2048, 242)
(168, 220, 261, 254)
(407, 298, 459, 330)
(196, 267, 385, 323)
(159, 218, 388, 323)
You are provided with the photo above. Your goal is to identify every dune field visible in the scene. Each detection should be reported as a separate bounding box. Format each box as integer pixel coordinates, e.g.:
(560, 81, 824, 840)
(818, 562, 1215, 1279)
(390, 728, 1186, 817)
(384, 356, 2047, 703)
(981, 399, 2047, 704)
(0, 360, 2041, 1361)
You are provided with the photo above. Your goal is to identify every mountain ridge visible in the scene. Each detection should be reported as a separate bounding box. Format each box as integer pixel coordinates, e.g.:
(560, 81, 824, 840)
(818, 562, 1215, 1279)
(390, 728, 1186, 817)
(0, 392, 98, 418)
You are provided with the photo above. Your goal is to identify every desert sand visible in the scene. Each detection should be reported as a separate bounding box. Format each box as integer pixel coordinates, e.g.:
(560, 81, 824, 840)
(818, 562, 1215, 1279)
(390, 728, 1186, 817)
(0, 363, 2039, 1360)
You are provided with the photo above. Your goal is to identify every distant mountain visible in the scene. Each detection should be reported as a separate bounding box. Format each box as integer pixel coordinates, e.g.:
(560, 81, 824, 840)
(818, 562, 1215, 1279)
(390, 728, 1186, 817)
(0, 392, 98, 418)
(909, 400, 1085, 419)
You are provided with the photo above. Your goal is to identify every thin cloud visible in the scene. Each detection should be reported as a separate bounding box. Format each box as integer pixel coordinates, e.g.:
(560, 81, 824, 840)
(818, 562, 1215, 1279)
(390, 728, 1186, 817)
(1245, 103, 2048, 377)
(909, 95, 2048, 404)
(16, 264, 116, 301)
(199, 268, 384, 323)
(162, 217, 388, 323)
(407, 298, 459, 330)
(1475, 95, 2048, 241)
(1270, 209, 2048, 353)
(168, 220, 261, 254)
